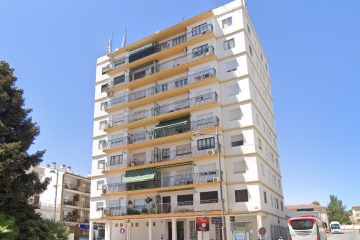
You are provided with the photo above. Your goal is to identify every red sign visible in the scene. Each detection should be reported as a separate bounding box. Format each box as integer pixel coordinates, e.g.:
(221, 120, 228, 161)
(258, 227, 266, 235)
(196, 217, 209, 231)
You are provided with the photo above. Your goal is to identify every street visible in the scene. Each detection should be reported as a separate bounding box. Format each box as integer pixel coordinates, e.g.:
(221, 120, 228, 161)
(328, 230, 360, 240)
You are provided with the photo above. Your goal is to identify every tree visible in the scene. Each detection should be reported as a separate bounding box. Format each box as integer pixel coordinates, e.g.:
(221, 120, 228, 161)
(327, 195, 351, 224)
(312, 201, 320, 205)
(29, 219, 69, 240)
(0, 61, 50, 239)
(0, 213, 18, 240)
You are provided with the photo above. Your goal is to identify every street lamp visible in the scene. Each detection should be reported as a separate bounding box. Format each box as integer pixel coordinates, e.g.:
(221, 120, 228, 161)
(50, 169, 59, 221)
(194, 125, 226, 240)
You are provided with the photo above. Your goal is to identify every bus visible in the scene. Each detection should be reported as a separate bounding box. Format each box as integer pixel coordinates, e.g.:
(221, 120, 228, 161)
(329, 221, 342, 234)
(288, 216, 327, 240)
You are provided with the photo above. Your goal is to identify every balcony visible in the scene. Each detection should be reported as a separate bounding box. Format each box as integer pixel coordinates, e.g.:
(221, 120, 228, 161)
(104, 45, 215, 92)
(63, 199, 78, 207)
(106, 92, 218, 129)
(103, 200, 221, 217)
(63, 215, 79, 222)
(103, 170, 220, 194)
(82, 201, 90, 208)
(107, 68, 216, 111)
(102, 24, 214, 75)
(106, 147, 211, 172)
(64, 183, 79, 191)
(106, 116, 219, 150)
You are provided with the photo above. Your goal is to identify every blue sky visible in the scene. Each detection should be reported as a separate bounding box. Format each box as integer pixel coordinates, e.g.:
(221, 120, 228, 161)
(1, 0, 359, 210)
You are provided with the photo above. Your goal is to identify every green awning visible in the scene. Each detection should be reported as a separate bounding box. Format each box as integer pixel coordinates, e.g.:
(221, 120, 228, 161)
(157, 162, 193, 169)
(155, 116, 189, 130)
(124, 168, 156, 183)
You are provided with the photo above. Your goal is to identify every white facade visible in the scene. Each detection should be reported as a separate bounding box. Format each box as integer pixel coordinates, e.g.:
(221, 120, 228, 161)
(90, 1, 286, 240)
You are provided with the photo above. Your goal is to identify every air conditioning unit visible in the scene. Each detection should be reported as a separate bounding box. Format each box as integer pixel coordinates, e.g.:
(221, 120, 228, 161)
(207, 149, 216, 155)
(107, 123, 112, 128)
(213, 177, 220, 182)
(107, 91, 114, 97)
(102, 187, 107, 194)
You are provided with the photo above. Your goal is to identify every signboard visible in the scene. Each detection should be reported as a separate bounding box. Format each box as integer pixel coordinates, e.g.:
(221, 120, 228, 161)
(233, 228, 246, 240)
(80, 224, 98, 230)
(120, 228, 125, 234)
(258, 227, 267, 235)
(196, 217, 210, 231)
(211, 217, 223, 224)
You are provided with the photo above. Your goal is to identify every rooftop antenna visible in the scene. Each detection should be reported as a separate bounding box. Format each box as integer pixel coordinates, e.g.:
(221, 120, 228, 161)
(107, 32, 113, 54)
(121, 28, 127, 48)
(181, 16, 185, 22)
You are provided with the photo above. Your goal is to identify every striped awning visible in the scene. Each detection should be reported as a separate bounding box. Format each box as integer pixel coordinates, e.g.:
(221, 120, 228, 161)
(156, 162, 193, 169)
(155, 116, 189, 130)
(124, 168, 156, 183)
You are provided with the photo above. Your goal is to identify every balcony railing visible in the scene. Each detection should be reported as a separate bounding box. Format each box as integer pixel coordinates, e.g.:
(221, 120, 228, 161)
(63, 199, 78, 206)
(104, 45, 215, 90)
(64, 183, 78, 191)
(107, 92, 217, 127)
(103, 170, 220, 194)
(82, 201, 90, 208)
(107, 68, 216, 109)
(107, 116, 219, 149)
(102, 24, 213, 74)
(103, 200, 221, 217)
(63, 215, 78, 222)
(106, 147, 211, 171)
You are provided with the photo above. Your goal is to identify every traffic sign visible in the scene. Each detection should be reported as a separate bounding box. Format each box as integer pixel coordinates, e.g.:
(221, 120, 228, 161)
(196, 217, 209, 231)
(120, 227, 125, 234)
(258, 227, 266, 235)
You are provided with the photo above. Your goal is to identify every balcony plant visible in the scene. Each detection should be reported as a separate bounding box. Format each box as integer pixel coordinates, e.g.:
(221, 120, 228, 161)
(145, 197, 152, 204)
(128, 200, 133, 206)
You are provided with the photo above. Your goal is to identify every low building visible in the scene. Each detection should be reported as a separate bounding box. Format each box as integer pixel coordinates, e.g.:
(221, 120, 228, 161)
(31, 162, 91, 239)
(286, 204, 329, 228)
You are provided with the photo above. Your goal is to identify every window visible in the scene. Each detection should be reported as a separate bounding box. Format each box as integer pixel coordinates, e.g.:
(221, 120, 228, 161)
(200, 191, 218, 204)
(109, 154, 123, 165)
(172, 35, 187, 46)
(224, 38, 235, 50)
(161, 148, 170, 161)
(229, 108, 241, 121)
(97, 180, 104, 190)
(101, 83, 108, 92)
(192, 23, 208, 36)
(192, 44, 209, 58)
(264, 191, 267, 204)
(278, 179, 281, 190)
(247, 24, 251, 35)
(256, 114, 260, 125)
(177, 194, 193, 206)
(96, 202, 104, 211)
(195, 88, 211, 102)
(113, 75, 125, 85)
(233, 161, 246, 173)
(190, 221, 196, 239)
(175, 77, 188, 88)
(281, 201, 283, 211)
(197, 137, 215, 150)
(258, 138, 262, 149)
(235, 189, 248, 202)
(176, 144, 191, 156)
(249, 45, 253, 56)
(226, 60, 238, 72)
(231, 135, 244, 147)
(98, 160, 105, 170)
(113, 58, 125, 68)
(276, 199, 279, 209)
(98, 140, 107, 149)
(222, 17, 232, 28)
(99, 120, 107, 130)
(100, 102, 108, 111)
(261, 164, 265, 176)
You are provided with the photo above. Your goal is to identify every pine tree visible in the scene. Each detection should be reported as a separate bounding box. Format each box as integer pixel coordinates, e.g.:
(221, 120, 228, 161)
(0, 61, 50, 239)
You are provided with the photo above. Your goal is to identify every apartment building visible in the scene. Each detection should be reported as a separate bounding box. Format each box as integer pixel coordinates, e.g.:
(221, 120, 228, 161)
(32, 163, 91, 240)
(90, 1, 285, 239)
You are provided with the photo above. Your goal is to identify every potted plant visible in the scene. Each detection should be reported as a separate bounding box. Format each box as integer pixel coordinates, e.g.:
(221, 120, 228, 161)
(145, 197, 152, 204)
(128, 200, 133, 206)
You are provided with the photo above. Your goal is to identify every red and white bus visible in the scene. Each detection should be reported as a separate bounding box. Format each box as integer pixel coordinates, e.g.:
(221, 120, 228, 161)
(288, 216, 327, 240)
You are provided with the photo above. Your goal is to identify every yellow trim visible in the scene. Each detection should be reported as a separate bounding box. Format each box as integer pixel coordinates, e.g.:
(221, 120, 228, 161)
(107, 11, 214, 59)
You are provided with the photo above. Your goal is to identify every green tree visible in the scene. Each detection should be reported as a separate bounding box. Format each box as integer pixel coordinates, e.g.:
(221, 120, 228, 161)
(312, 201, 320, 205)
(327, 195, 351, 224)
(29, 219, 69, 240)
(0, 213, 18, 240)
(0, 61, 50, 239)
